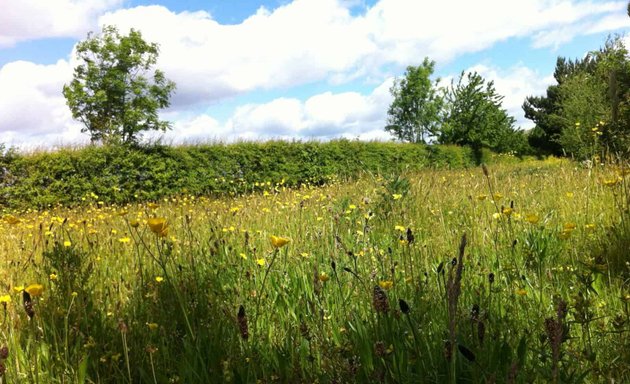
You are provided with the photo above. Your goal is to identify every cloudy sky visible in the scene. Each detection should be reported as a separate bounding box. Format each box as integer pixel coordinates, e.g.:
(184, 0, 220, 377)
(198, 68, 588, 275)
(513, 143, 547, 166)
(0, 0, 628, 149)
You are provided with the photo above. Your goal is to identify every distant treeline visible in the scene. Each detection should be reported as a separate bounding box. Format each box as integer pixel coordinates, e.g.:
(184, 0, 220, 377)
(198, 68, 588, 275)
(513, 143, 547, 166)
(0, 141, 511, 209)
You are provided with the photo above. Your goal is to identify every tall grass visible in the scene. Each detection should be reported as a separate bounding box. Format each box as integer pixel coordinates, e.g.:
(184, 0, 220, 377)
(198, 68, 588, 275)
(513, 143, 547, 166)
(0, 157, 628, 383)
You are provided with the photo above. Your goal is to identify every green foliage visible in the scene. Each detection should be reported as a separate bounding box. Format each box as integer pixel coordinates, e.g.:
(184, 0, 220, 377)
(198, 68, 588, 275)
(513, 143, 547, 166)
(439, 71, 519, 161)
(0, 141, 503, 210)
(524, 35, 630, 159)
(63, 25, 176, 145)
(386, 58, 444, 143)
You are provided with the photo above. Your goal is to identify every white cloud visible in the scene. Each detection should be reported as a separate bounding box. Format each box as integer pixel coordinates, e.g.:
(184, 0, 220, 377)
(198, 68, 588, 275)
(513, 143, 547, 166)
(160, 77, 395, 143)
(0, 0, 627, 148)
(88, 0, 625, 110)
(0, 59, 88, 148)
(0, 0, 122, 47)
(466, 63, 556, 129)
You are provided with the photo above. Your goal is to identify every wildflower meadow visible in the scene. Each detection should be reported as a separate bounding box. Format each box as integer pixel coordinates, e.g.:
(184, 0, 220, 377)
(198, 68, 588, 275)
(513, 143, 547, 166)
(0, 156, 629, 383)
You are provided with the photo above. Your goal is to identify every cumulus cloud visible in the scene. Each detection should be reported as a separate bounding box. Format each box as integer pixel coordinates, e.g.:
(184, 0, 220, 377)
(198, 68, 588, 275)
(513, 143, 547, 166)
(0, 0, 627, 148)
(160, 77, 395, 143)
(0, 0, 122, 47)
(0, 59, 88, 148)
(95, 0, 625, 109)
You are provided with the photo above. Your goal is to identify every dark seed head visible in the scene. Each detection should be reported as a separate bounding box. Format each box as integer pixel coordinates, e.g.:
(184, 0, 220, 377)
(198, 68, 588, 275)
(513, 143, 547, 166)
(406, 228, 414, 245)
(373, 286, 389, 314)
(237, 305, 249, 340)
(470, 304, 480, 322)
(488, 272, 495, 284)
(22, 290, 34, 319)
(398, 299, 410, 314)
(0, 346, 8, 360)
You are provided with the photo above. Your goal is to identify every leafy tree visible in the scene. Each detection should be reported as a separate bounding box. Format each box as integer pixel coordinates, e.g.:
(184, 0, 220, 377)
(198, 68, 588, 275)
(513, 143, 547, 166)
(592, 36, 630, 157)
(522, 57, 597, 156)
(556, 71, 608, 159)
(63, 25, 176, 145)
(439, 71, 518, 160)
(524, 35, 630, 158)
(386, 58, 444, 143)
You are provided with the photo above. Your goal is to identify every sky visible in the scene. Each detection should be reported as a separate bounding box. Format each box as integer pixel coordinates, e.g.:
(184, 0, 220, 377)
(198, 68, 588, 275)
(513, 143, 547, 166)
(0, 0, 628, 149)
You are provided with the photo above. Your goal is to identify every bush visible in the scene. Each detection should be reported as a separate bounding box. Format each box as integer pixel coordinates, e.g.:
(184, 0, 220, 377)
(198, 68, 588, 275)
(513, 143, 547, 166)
(0, 141, 509, 210)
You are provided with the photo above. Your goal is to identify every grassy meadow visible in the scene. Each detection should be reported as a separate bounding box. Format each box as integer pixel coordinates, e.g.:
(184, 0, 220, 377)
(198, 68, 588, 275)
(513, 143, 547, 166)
(0, 157, 629, 383)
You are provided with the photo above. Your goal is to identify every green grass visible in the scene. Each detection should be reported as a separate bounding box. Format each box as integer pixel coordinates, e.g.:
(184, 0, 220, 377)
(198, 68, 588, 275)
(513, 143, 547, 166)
(0, 157, 628, 383)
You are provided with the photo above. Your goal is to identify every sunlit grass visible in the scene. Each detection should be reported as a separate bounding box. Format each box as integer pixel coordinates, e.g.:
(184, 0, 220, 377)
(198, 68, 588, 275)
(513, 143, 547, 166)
(0, 157, 628, 383)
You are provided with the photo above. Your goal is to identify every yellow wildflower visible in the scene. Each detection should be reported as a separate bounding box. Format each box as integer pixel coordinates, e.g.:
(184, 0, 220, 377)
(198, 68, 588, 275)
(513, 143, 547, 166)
(379, 280, 394, 290)
(155, 276, 164, 283)
(319, 272, 330, 282)
(392, 194, 402, 200)
(63, 240, 72, 247)
(525, 214, 540, 224)
(0, 295, 11, 304)
(476, 194, 487, 201)
(270, 235, 290, 248)
(147, 322, 159, 331)
(25, 284, 44, 297)
(147, 217, 168, 237)
(256, 258, 266, 266)
(49, 273, 58, 281)
(394, 225, 406, 232)
(563, 222, 576, 231)
(118, 237, 131, 244)
(13, 285, 24, 293)
(603, 178, 620, 187)
(4, 215, 21, 225)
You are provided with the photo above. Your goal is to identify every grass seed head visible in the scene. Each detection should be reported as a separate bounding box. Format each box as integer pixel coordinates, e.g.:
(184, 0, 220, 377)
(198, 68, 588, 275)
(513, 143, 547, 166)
(0, 345, 7, 360)
(22, 290, 34, 319)
(373, 285, 389, 313)
(237, 305, 249, 340)
(398, 299, 410, 314)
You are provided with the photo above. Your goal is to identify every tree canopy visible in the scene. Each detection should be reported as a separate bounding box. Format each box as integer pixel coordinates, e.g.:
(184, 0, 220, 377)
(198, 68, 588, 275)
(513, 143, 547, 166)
(63, 25, 176, 145)
(386, 58, 443, 144)
(523, 35, 630, 159)
(439, 71, 517, 152)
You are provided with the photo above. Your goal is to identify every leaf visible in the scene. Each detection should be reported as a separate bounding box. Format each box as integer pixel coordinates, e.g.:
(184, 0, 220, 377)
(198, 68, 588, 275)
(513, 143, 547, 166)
(457, 344, 476, 362)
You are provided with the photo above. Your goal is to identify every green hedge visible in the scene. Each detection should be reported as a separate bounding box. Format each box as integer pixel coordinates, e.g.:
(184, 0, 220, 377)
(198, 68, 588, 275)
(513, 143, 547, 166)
(0, 141, 494, 209)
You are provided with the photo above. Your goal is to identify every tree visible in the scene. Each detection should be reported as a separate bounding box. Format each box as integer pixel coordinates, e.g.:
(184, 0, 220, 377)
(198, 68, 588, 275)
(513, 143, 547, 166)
(439, 71, 518, 160)
(523, 35, 630, 158)
(63, 25, 176, 145)
(523, 56, 598, 156)
(386, 58, 443, 143)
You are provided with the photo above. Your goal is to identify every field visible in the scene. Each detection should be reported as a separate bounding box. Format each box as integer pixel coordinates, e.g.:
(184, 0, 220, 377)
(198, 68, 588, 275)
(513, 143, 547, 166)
(0, 158, 629, 383)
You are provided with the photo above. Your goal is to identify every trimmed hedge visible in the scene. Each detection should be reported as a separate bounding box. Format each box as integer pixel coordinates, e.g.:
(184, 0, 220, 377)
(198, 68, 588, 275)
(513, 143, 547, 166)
(0, 140, 493, 209)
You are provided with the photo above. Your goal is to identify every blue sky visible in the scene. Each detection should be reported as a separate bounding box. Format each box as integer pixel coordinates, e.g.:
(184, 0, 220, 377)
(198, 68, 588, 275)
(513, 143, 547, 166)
(0, 0, 628, 149)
